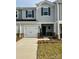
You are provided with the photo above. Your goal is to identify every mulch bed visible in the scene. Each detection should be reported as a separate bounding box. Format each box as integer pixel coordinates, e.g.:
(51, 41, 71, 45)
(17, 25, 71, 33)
(16, 37, 22, 42)
(37, 39, 62, 44)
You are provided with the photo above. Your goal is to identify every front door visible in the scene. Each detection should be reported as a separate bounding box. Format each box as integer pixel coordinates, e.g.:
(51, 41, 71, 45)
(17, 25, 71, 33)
(41, 24, 54, 37)
(42, 26, 46, 36)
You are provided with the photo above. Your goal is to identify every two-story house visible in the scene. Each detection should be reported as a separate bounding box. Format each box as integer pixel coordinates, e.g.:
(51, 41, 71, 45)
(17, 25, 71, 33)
(16, 0, 62, 39)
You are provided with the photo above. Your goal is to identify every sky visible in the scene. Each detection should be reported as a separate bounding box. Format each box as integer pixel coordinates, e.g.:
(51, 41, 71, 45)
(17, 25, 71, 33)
(16, 0, 56, 7)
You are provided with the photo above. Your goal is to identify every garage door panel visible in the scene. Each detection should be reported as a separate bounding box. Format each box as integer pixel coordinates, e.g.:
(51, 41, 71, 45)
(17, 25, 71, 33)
(24, 26, 38, 38)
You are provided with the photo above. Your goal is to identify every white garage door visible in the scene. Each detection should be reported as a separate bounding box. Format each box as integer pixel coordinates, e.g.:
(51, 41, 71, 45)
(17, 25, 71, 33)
(24, 26, 38, 38)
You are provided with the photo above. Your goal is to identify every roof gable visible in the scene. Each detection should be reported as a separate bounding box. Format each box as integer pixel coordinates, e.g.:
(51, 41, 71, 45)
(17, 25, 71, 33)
(36, 0, 54, 7)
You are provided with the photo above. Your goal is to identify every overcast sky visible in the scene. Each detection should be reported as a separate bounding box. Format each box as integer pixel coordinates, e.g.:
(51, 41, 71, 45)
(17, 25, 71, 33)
(16, 0, 56, 7)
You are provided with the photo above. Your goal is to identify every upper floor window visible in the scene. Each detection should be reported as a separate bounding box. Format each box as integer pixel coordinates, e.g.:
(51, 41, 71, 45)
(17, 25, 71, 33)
(26, 10, 34, 18)
(41, 7, 50, 16)
(43, 8, 48, 15)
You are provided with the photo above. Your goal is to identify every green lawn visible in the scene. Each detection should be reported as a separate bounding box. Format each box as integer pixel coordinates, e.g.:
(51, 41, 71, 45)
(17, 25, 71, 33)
(37, 40, 62, 59)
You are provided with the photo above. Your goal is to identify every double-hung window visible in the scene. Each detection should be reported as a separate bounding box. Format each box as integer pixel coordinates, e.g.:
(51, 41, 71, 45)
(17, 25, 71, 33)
(43, 8, 48, 15)
(41, 7, 50, 16)
(26, 10, 34, 18)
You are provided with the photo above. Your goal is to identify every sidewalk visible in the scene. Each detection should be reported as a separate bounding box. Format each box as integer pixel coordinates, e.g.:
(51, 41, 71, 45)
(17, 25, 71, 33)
(16, 38, 38, 59)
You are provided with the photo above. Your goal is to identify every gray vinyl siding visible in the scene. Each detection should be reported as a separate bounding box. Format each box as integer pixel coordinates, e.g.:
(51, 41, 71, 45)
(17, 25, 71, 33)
(59, 3, 62, 20)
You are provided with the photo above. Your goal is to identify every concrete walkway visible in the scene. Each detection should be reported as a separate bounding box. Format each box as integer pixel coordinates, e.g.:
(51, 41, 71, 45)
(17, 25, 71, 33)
(16, 38, 38, 59)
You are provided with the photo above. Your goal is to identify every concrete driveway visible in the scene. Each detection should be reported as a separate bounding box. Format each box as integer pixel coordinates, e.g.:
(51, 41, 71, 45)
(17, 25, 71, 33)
(16, 38, 38, 59)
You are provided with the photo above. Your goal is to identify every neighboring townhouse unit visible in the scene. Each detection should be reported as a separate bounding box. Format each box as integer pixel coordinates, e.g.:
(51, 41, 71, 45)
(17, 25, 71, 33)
(16, 0, 62, 39)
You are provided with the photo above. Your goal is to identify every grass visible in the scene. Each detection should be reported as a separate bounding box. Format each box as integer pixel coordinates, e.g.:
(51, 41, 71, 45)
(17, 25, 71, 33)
(37, 40, 62, 59)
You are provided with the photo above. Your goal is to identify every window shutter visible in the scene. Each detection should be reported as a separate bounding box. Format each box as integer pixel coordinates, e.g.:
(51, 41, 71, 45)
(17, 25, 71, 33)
(16, 11, 17, 17)
(48, 7, 50, 16)
(41, 7, 43, 16)
(26, 10, 27, 17)
(32, 10, 34, 17)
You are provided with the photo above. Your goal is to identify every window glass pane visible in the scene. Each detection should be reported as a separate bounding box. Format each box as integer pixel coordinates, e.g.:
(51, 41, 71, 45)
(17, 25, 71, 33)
(44, 12, 48, 15)
(27, 10, 32, 17)
(27, 14, 32, 17)
(43, 8, 49, 15)
(28, 10, 32, 14)
(43, 8, 48, 12)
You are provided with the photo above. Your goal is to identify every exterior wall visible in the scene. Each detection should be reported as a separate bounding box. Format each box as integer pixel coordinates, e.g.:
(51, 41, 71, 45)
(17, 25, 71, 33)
(16, 22, 61, 38)
(16, 22, 57, 34)
(16, 25, 19, 33)
(38, 22, 56, 34)
(59, 3, 62, 20)
(55, 22, 62, 38)
(16, 24, 24, 33)
(16, 1, 62, 22)
(53, 6, 56, 21)
(54, 3, 62, 21)
(54, 4, 57, 21)
(16, 22, 40, 37)
(16, 10, 19, 19)
(57, 0, 62, 3)
(22, 8, 36, 19)
(16, 0, 62, 38)
(36, 4, 55, 22)
(54, 22, 56, 33)
(20, 25, 24, 33)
